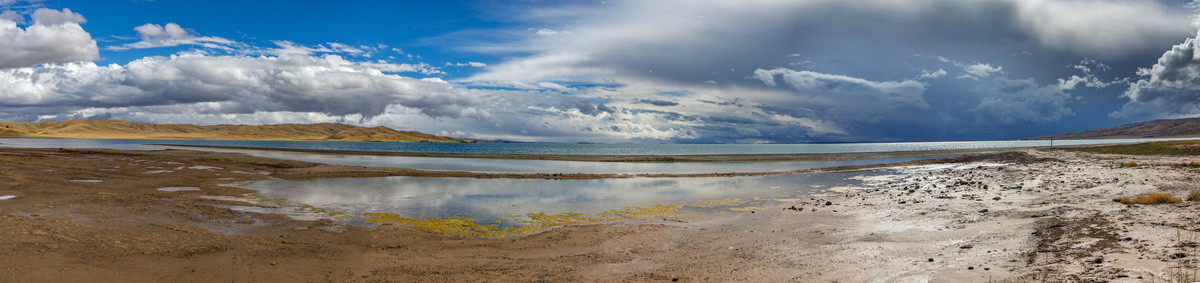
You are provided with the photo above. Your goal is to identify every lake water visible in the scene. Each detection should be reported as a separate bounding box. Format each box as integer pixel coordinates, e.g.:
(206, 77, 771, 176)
(0, 137, 1185, 174)
(0, 137, 1166, 235)
(0, 137, 1186, 155)
(238, 171, 881, 232)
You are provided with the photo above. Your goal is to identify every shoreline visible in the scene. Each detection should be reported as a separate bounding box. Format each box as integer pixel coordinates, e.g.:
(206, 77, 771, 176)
(1, 147, 1027, 180)
(153, 143, 1031, 163)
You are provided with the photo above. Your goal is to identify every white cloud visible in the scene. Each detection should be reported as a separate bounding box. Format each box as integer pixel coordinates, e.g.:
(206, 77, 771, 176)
(918, 68, 946, 79)
(753, 68, 929, 111)
(0, 8, 97, 69)
(0, 53, 485, 120)
(30, 7, 83, 25)
(960, 63, 1003, 80)
(1056, 57, 1125, 90)
(531, 28, 565, 36)
(0, 10, 22, 24)
(1114, 30, 1200, 119)
(108, 22, 239, 51)
(446, 61, 487, 67)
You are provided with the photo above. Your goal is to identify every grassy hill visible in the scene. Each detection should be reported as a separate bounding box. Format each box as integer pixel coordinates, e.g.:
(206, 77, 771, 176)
(0, 120, 473, 143)
(1030, 117, 1200, 140)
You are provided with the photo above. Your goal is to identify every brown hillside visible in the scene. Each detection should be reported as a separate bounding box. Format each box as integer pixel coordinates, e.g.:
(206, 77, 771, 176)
(0, 120, 473, 143)
(1030, 117, 1200, 140)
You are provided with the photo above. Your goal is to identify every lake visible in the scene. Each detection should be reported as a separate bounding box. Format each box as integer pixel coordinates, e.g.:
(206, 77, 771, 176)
(0, 137, 1184, 174)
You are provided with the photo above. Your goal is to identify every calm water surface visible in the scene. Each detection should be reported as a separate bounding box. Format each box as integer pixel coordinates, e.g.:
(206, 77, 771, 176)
(239, 171, 882, 227)
(0, 137, 1188, 155)
(0, 137, 1186, 174)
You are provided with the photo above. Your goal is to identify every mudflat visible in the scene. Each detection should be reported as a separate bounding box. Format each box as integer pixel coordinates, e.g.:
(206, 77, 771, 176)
(1, 146, 1199, 281)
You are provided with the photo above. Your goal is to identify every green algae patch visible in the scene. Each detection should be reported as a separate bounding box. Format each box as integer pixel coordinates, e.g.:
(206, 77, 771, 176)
(364, 212, 619, 238)
(611, 204, 690, 219)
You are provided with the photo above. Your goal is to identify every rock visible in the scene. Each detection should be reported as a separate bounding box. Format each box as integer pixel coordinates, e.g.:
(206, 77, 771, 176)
(960, 244, 973, 249)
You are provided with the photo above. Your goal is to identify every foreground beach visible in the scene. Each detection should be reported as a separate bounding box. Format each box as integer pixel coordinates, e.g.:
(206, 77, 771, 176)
(2, 146, 1199, 281)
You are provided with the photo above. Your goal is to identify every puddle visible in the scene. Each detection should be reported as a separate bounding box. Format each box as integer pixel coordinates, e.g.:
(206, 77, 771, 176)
(236, 171, 879, 236)
(0, 195, 16, 200)
(143, 170, 173, 174)
(69, 180, 103, 183)
(230, 170, 268, 175)
(187, 165, 222, 170)
(199, 195, 270, 205)
(157, 187, 201, 192)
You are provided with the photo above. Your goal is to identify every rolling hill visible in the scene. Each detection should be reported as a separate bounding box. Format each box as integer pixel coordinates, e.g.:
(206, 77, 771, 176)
(1030, 117, 1200, 140)
(0, 120, 473, 143)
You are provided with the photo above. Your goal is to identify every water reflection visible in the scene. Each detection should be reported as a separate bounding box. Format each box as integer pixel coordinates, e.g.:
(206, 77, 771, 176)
(163, 146, 934, 174)
(240, 171, 878, 226)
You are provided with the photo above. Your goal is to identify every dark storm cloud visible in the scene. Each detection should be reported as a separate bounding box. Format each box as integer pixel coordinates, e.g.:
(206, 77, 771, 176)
(630, 98, 679, 107)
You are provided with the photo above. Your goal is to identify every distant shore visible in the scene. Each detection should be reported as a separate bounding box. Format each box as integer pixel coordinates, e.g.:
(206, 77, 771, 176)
(151, 143, 1038, 163)
(0, 146, 1005, 179)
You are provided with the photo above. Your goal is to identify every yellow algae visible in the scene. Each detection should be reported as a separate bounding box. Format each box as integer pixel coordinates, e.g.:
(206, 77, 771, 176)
(612, 204, 690, 219)
(693, 198, 742, 207)
(526, 212, 618, 227)
(364, 211, 618, 238)
(728, 206, 763, 212)
(365, 213, 510, 237)
(243, 194, 286, 205)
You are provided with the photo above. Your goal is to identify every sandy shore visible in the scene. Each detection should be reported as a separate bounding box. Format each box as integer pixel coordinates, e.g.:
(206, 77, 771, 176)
(2, 146, 1199, 281)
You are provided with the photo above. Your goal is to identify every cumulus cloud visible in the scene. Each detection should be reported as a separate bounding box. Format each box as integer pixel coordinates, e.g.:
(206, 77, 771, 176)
(1057, 57, 1126, 90)
(30, 7, 83, 25)
(446, 61, 487, 67)
(0, 10, 22, 24)
(0, 53, 486, 121)
(960, 63, 1003, 80)
(0, 8, 97, 69)
(918, 69, 946, 79)
(108, 22, 239, 51)
(1115, 30, 1200, 119)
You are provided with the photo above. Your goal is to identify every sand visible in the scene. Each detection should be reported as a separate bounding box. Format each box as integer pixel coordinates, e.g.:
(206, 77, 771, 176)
(1, 146, 1198, 281)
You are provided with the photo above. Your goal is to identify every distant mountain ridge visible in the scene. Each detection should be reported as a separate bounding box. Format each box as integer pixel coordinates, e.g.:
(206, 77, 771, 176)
(0, 120, 473, 143)
(1031, 117, 1200, 140)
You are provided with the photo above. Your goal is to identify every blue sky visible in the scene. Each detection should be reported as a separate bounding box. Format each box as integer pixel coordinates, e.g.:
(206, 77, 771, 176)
(2, 0, 1200, 143)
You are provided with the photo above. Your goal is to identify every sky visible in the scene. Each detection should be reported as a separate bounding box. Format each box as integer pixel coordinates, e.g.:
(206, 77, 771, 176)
(3, 0, 1200, 143)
